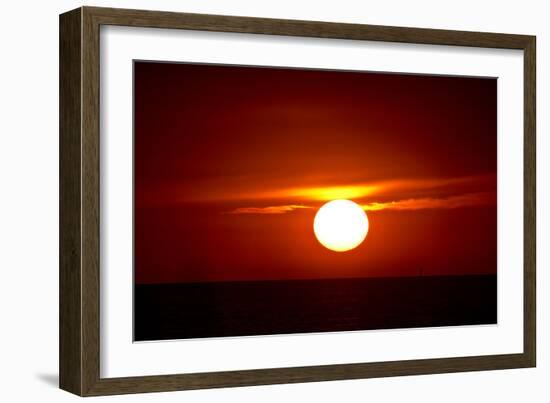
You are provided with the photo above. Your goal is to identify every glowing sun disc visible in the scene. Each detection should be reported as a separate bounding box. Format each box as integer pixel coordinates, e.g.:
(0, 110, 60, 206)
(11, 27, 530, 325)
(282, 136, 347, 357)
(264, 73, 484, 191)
(313, 199, 369, 252)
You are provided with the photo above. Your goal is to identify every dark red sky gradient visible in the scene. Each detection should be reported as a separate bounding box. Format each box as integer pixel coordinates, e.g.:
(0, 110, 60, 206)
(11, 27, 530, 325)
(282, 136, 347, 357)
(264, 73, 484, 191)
(134, 61, 497, 284)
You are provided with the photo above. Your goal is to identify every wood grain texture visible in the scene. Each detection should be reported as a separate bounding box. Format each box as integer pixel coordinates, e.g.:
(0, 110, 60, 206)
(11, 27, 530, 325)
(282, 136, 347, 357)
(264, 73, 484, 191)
(59, 7, 82, 396)
(80, 6, 102, 396)
(523, 38, 536, 367)
(86, 6, 532, 49)
(59, 6, 537, 396)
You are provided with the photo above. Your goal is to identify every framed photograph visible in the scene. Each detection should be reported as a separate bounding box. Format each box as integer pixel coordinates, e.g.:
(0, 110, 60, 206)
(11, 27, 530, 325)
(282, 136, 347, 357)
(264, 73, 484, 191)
(59, 6, 536, 396)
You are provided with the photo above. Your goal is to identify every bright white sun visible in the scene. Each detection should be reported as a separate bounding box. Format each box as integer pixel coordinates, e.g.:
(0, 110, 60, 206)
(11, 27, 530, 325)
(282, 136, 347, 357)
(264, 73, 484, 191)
(313, 199, 369, 252)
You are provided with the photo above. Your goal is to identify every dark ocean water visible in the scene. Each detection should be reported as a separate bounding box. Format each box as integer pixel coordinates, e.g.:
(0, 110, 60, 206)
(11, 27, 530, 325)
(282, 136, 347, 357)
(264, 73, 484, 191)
(134, 275, 496, 341)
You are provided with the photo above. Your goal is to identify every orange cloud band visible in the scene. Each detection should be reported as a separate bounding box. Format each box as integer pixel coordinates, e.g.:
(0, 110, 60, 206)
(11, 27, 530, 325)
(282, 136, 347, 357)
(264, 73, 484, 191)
(188, 174, 495, 203)
(362, 191, 496, 211)
(228, 192, 495, 215)
(227, 205, 313, 215)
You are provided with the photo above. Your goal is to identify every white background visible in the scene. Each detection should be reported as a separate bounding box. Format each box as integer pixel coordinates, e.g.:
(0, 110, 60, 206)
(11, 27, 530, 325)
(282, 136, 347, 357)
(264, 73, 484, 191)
(0, 0, 546, 402)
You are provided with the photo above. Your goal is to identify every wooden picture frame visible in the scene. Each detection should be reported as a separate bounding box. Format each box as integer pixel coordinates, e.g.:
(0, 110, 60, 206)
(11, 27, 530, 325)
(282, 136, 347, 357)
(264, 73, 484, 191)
(59, 6, 536, 396)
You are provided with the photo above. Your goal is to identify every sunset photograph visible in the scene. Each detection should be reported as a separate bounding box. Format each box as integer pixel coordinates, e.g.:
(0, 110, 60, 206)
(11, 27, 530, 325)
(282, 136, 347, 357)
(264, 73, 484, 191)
(133, 61, 497, 341)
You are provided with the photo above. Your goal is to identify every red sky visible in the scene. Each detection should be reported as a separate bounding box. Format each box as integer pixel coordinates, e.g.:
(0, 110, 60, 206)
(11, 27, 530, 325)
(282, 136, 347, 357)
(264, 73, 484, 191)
(134, 61, 497, 284)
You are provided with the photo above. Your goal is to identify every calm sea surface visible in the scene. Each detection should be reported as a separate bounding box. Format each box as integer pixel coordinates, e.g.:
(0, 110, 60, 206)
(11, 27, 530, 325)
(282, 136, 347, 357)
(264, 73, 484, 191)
(134, 275, 497, 341)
